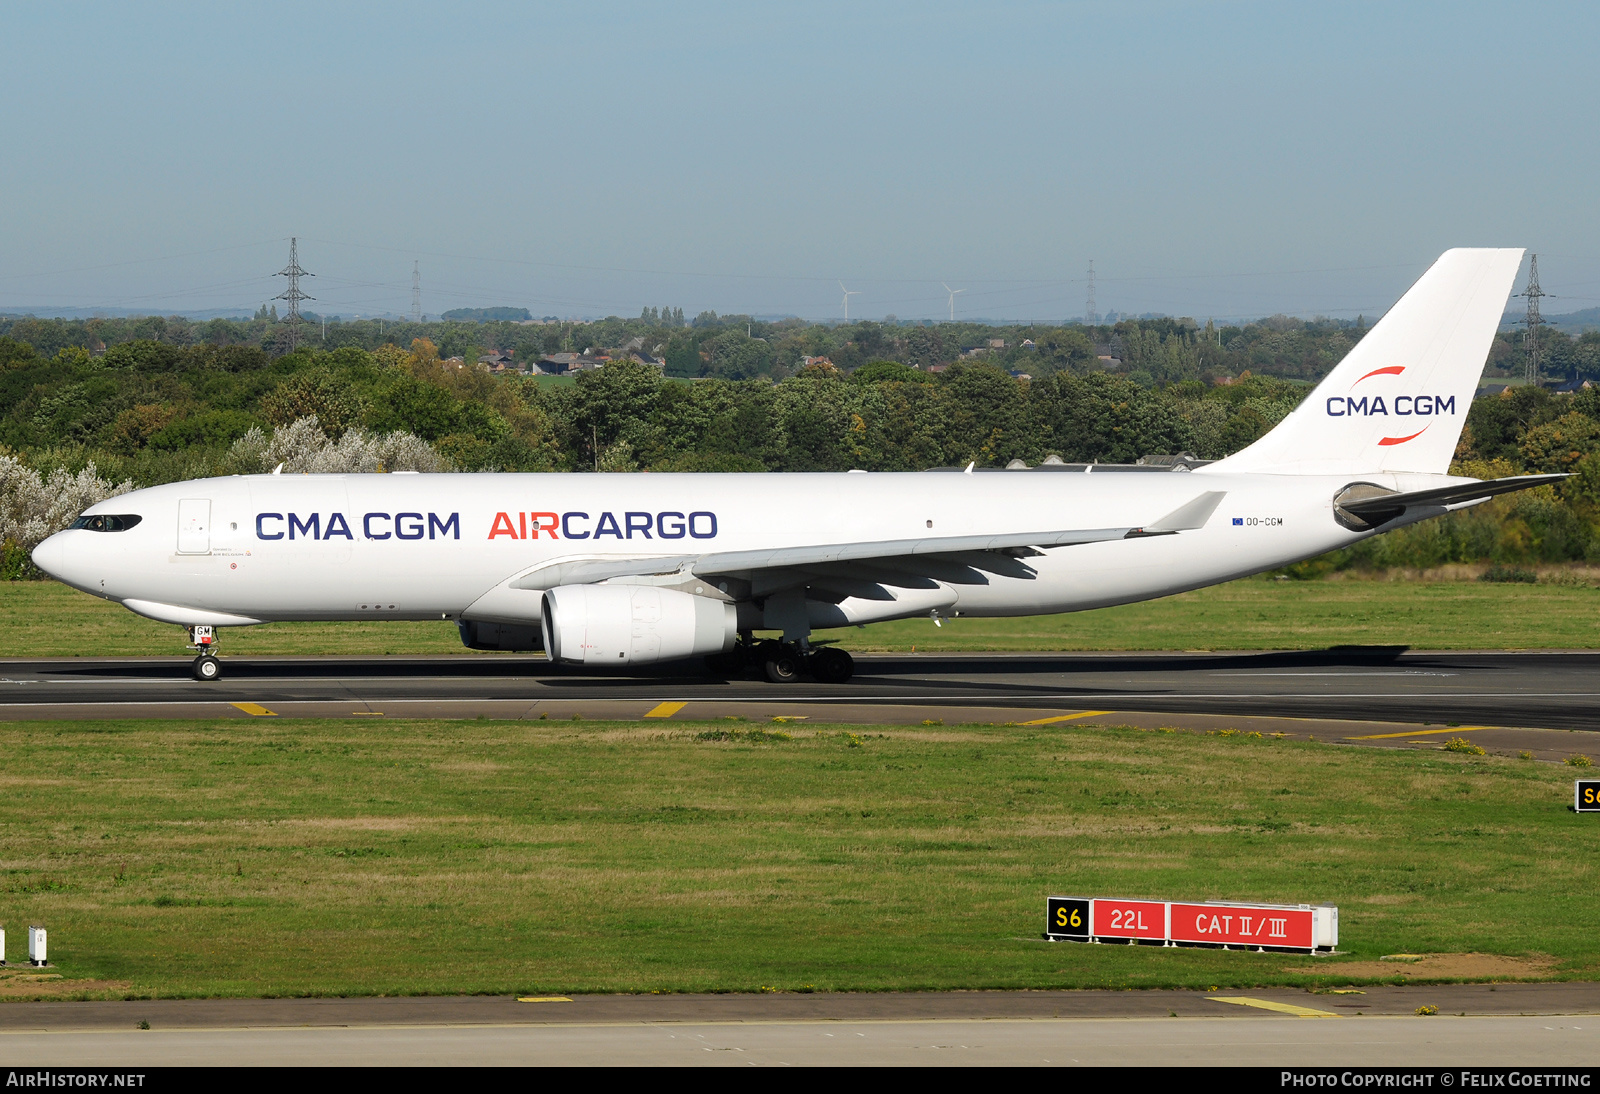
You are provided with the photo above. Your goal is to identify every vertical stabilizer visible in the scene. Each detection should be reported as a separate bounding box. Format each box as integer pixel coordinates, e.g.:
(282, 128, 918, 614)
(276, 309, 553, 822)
(1204, 248, 1524, 475)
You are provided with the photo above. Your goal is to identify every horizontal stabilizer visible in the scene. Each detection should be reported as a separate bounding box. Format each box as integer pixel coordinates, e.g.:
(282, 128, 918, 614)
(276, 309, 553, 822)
(1335, 474, 1565, 529)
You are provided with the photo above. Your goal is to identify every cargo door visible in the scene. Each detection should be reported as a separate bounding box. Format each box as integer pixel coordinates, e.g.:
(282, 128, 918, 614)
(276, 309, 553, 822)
(177, 498, 211, 554)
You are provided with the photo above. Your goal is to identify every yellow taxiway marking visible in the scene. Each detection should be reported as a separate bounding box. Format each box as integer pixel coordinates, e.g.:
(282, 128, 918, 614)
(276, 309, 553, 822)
(644, 702, 687, 718)
(517, 996, 573, 1003)
(771, 715, 809, 722)
(1346, 726, 1487, 740)
(1209, 996, 1340, 1018)
(1020, 711, 1114, 726)
(229, 702, 276, 717)
(352, 712, 384, 716)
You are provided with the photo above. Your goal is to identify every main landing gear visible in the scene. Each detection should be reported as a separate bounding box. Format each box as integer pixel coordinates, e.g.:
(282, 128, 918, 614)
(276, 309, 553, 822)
(706, 637, 855, 684)
(187, 625, 221, 682)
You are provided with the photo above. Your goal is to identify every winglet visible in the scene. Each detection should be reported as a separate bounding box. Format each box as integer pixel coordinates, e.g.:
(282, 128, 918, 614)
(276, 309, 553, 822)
(1142, 491, 1226, 533)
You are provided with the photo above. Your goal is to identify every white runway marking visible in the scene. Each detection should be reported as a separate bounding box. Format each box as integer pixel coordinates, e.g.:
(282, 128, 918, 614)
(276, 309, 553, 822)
(1210, 671, 1460, 677)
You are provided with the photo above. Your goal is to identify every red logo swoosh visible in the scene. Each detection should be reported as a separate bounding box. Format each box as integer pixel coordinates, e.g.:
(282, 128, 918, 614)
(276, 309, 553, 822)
(1354, 365, 1406, 385)
(1378, 425, 1429, 446)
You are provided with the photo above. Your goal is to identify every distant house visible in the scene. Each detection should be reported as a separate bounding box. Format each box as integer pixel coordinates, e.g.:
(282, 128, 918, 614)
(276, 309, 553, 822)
(988, 338, 1005, 349)
(926, 364, 948, 374)
(799, 355, 836, 369)
(535, 352, 583, 375)
(477, 350, 517, 373)
(1020, 339, 1036, 350)
(444, 356, 467, 369)
(1551, 378, 1594, 394)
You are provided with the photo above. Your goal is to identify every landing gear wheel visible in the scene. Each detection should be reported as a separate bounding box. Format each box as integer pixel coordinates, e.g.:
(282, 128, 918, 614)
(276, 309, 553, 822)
(703, 650, 742, 676)
(192, 654, 221, 682)
(810, 647, 854, 684)
(763, 649, 803, 683)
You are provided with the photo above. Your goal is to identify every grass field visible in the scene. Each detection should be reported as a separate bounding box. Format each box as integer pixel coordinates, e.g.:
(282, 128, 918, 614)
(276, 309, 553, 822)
(0, 716, 1592, 999)
(2, 577, 1597, 658)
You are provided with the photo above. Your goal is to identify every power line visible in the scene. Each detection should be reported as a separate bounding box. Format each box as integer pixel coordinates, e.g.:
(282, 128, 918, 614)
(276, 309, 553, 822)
(0, 239, 283, 284)
(301, 235, 1420, 288)
(272, 238, 314, 352)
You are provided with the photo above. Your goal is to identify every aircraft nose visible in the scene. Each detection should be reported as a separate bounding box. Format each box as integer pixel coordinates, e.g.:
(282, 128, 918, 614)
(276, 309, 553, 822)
(31, 532, 71, 580)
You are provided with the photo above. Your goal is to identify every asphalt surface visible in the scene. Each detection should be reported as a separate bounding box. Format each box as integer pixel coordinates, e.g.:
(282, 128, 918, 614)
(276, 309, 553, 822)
(2, 648, 1598, 735)
(3, 983, 1595, 1029)
(2, 653, 1597, 1065)
(4, 1016, 1595, 1066)
(1, 987, 1596, 1066)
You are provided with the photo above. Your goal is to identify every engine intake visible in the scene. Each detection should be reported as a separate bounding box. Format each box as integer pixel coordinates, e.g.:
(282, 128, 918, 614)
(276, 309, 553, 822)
(541, 585, 736, 666)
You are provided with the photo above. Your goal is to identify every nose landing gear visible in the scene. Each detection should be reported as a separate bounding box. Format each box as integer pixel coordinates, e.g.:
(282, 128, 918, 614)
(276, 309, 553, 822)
(187, 626, 222, 682)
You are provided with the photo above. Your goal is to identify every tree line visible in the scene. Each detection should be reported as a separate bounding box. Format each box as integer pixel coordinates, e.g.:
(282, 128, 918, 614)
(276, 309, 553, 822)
(5, 322, 1600, 578)
(4, 308, 1595, 387)
(0, 334, 1310, 480)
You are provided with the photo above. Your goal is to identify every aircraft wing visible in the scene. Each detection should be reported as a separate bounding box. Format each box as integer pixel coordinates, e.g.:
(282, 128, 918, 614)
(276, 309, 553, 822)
(511, 491, 1225, 594)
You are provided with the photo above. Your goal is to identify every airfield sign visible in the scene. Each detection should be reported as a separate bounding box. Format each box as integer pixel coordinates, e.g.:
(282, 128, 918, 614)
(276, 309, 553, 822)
(1576, 780, 1600, 813)
(1047, 896, 1337, 953)
(1045, 897, 1090, 941)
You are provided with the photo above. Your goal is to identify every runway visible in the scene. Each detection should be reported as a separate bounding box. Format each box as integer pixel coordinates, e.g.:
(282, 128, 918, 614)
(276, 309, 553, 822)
(1, 649, 1598, 736)
(0, 986, 1595, 1066)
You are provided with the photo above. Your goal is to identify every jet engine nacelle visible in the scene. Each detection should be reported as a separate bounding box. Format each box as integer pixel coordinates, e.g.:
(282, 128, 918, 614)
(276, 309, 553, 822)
(457, 620, 543, 652)
(541, 584, 736, 666)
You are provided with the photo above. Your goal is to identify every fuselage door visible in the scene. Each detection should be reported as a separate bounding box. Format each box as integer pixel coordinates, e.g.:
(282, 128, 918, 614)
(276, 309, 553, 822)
(177, 498, 211, 554)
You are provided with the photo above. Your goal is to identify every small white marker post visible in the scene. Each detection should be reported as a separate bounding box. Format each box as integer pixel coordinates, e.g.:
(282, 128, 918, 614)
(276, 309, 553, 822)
(0, 926, 6, 965)
(27, 925, 46, 967)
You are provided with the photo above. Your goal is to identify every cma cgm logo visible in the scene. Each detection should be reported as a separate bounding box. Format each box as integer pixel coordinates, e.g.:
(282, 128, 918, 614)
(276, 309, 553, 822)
(255, 512, 460, 540)
(1325, 365, 1456, 447)
(488, 510, 718, 540)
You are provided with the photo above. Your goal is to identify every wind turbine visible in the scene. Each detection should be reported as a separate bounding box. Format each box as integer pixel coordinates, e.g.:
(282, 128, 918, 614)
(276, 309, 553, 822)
(942, 283, 965, 322)
(839, 282, 860, 321)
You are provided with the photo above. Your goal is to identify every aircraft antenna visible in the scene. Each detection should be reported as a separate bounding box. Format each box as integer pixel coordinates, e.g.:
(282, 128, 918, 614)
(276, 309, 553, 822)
(1519, 254, 1545, 387)
(412, 261, 422, 323)
(272, 237, 314, 352)
(1085, 259, 1097, 324)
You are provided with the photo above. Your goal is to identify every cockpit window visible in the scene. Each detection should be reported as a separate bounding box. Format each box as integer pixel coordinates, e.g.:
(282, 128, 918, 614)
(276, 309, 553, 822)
(67, 514, 143, 532)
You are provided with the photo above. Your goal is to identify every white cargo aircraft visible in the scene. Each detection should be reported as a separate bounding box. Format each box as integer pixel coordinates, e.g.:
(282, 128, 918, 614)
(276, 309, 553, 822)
(34, 248, 1558, 683)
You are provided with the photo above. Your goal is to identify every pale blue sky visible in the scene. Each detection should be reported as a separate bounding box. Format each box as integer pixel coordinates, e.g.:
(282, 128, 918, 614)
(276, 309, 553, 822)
(1, 1, 1596, 322)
